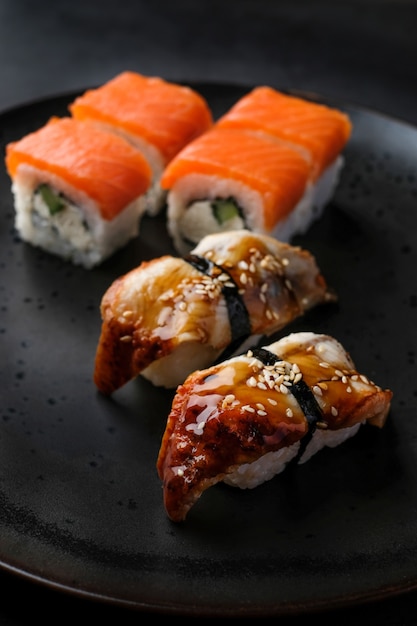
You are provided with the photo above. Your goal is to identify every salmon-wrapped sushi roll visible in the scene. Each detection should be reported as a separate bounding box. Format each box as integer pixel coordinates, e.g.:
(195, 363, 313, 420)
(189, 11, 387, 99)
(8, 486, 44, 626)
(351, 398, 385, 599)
(93, 230, 335, 393)
(5, 117, 152, 269)
(162, 88, 352, 255)
(157, 332, 393, 522)
(69, 71, 213, 215)
(161, 126, 315, 255)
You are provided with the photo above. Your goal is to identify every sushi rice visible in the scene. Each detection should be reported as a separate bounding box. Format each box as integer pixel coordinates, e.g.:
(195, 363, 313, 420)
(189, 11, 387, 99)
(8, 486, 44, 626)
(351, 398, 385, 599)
(166, 156, 344, 256)
(11, 165, 147, 269)
(224, 421, 361, 489)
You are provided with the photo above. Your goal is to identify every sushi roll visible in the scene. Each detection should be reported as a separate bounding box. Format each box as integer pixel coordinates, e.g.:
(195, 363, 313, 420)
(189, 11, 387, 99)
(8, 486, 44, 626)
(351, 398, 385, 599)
(69, 71, 213, 215)
(5, 116, 152, 269)
(161, 88, 352, 255)
(161, 126, 313, 255)
(156, 332, 393, 522)
(93, 230, 335, 393)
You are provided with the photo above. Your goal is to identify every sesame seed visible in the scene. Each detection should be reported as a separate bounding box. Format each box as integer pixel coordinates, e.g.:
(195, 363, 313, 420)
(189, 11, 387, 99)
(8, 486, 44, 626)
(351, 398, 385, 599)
(178, 301, 187, 311)
(280, 384, 289, 394)
(267, 398, 278, 406)
(346, 386, 352, 393)
(286, 408, 293, 418)
(122, 310, 134, 318)
(257, 410, 267, 416)
(313, 385, 323, 396)
(331, 406, 338, 416)
(247, 376, 257, 387)
(266, 377, 276, 390)
(120, 335, 132, 343)
(257, 382, 267, 390)
(319, 362, 330, 368)
(242, 405, 255, 413)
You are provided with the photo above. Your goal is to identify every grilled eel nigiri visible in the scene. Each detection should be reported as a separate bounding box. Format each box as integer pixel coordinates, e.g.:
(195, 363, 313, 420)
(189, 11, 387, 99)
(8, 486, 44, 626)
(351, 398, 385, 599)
(93, 230, 335, 393)
(157, 331, 393, 522)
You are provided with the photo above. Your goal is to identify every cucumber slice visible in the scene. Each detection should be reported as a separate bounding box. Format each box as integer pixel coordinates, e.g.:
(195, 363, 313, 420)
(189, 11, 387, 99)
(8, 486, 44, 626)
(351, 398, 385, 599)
(38, 184, 65, 215)
(212, 198, 239, 225)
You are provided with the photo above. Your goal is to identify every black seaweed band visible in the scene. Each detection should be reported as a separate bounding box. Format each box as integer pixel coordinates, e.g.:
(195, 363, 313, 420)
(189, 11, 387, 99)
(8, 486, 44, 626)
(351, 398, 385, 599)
(185, 254, 251, 358)
(250, 346, 325, 461)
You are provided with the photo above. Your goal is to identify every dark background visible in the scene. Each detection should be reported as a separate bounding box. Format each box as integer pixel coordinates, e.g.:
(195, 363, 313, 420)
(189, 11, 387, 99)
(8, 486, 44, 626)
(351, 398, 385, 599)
(1, 1, 417, 624)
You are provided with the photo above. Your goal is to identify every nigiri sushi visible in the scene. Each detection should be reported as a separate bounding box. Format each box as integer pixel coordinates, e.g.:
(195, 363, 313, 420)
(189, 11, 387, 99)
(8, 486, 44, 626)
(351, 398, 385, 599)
(93, 230, 335, 393)
(156, 332, 393, 522)
(69, 71, 213, 215)
(161, 89, 352, 255)
(5, 116, 152, 269)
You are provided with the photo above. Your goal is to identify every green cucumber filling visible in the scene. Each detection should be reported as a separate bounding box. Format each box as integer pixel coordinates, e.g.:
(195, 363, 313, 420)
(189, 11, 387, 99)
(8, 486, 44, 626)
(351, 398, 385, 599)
(212, 198, 241, 225)
(38, 183, 66, 215)
(179, 197, 245, 247)
(32, 184, 93, 252)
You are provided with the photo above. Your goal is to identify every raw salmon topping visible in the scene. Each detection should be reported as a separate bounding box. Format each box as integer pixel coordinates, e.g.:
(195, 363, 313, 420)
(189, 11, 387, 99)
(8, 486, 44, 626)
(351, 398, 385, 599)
(217, 86, 352, 180)
(5, 116, 152, 220)
(70, 71, 213, 163)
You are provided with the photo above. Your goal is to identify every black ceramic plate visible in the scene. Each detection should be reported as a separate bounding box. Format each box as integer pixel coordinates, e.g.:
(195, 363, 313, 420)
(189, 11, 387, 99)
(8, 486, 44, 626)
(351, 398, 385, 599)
(0, 83, 416, 618)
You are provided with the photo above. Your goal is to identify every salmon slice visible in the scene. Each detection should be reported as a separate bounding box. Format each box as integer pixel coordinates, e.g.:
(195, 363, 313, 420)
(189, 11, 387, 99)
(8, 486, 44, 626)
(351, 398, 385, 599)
(5, 116, 152, 220)
(69, 71, 214, 165)
(160, 126, 312, 232)
(217, 86, 352, 180)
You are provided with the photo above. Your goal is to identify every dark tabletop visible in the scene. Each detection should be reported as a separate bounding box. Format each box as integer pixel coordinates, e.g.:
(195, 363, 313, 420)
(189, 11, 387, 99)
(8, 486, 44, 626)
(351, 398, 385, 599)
(1, 1, 417, 623)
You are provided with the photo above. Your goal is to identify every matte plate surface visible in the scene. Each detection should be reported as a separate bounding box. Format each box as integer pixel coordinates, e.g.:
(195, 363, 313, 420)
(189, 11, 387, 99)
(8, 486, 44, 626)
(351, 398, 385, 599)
(0, 83, 416, 617)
